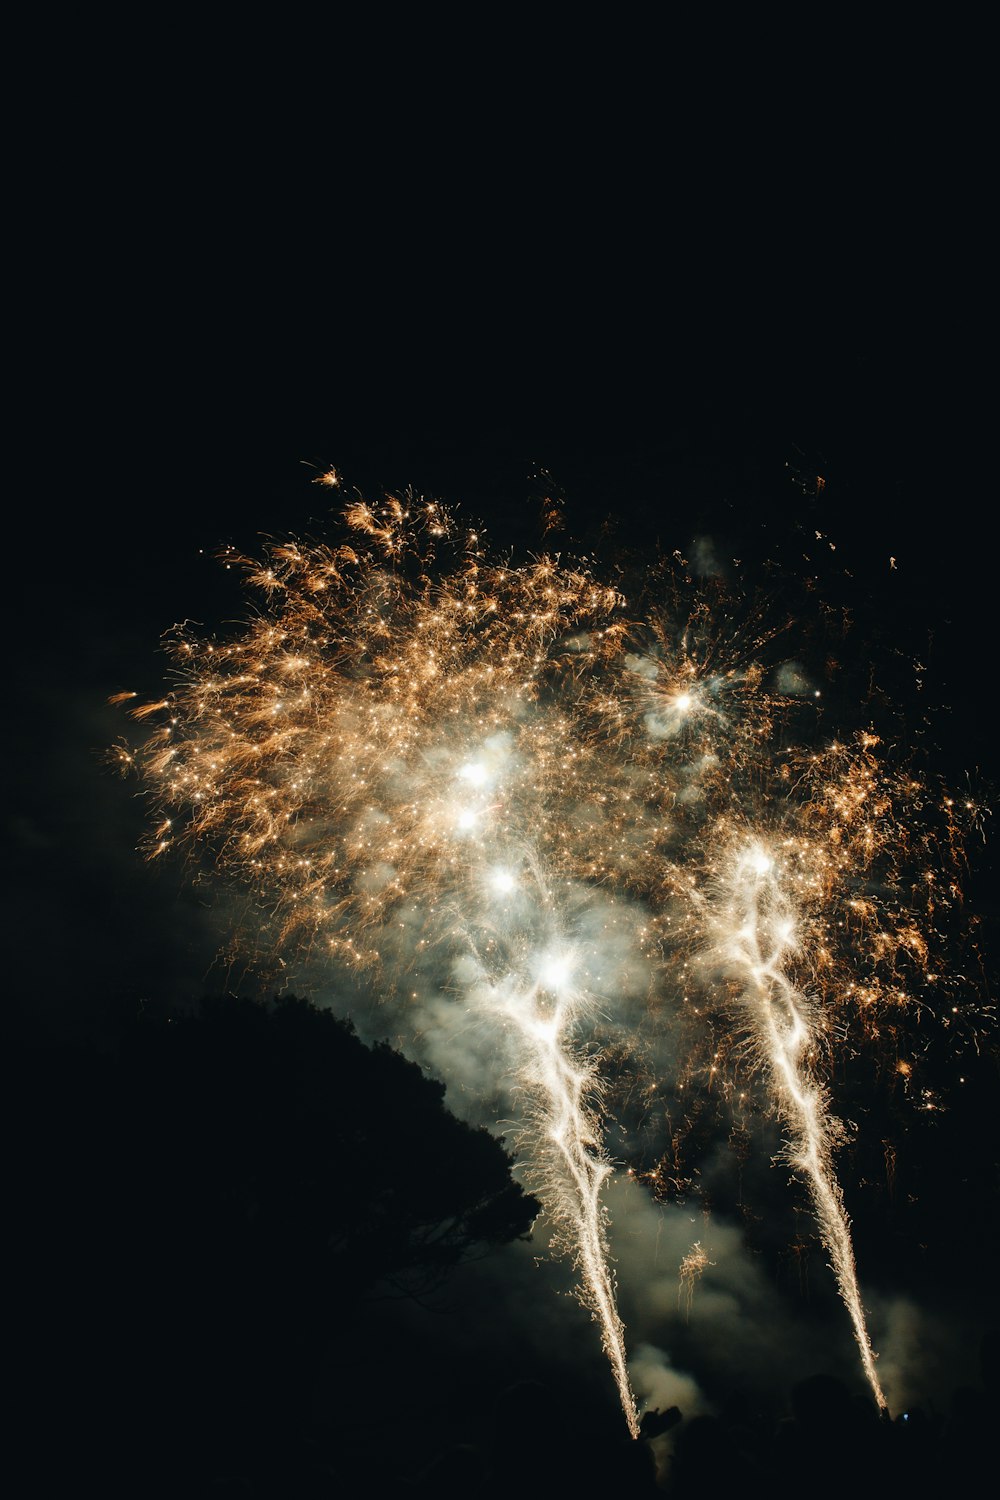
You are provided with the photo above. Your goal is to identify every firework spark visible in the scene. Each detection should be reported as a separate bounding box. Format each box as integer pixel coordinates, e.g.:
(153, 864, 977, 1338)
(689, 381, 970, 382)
(678, 1240, 713, 1321)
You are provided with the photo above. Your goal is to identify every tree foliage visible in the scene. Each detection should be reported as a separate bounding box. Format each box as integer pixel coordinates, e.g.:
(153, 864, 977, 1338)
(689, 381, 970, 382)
(120, 994, 538, 1293)
(12, 994, 539, 1491)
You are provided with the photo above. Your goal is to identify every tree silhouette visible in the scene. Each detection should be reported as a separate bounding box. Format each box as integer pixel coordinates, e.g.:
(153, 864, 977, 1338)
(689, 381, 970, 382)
(122, 994, 537, 1288)
(11, 994, 539, 1494)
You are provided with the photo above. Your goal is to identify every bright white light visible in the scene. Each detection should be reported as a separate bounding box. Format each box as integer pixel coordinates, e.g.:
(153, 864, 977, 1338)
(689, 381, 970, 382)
(539, 955, 573, 992)
(748, 850, 773, 875)
(490, 868, 517, 894)
(456, 808, 479, 831)
(674, 692, 693, 713)
(458, 761, 489, 787)
(531, 1017, 560, 1045)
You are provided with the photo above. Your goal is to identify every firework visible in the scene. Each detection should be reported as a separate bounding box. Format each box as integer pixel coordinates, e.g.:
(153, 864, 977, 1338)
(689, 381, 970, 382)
(703, 833, 887, 1405)
(613, 602, 983, 1404)
(116, 484, 984, 1423)
(117, 494, 644, 1432)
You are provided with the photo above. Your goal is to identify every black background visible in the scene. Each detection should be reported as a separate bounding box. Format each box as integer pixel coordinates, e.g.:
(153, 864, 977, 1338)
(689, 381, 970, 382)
(9, 38, 998, 1488)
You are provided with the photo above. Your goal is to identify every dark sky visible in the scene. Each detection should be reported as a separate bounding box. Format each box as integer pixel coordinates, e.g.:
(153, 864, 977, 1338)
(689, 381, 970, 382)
(12, 28, 1000, 1487)
(12, 252, 999, 1446)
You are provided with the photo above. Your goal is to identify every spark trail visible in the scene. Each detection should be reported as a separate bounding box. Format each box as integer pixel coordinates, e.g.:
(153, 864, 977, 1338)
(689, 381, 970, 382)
(485, 939, 639, 1435)
(708, 837, 886, 1407)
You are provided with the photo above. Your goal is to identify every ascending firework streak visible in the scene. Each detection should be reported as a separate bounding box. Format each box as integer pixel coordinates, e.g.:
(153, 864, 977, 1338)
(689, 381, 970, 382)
(480, 909, 638, 1435)
(707, 835, 886, 1408)
(415, 789, 640, 1432)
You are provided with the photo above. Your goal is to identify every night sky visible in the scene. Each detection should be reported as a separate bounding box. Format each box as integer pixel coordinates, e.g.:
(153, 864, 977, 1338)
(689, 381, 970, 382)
(11, 187, 999, 1492)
